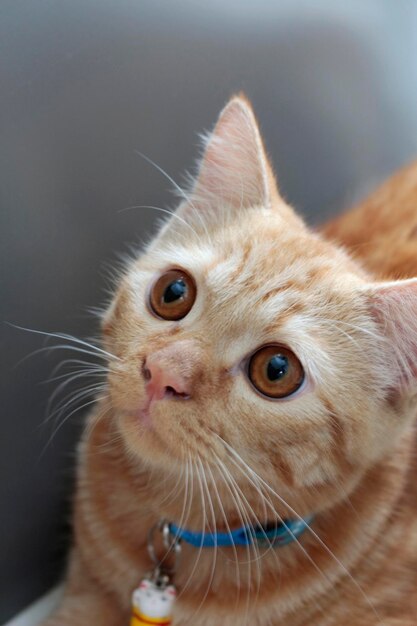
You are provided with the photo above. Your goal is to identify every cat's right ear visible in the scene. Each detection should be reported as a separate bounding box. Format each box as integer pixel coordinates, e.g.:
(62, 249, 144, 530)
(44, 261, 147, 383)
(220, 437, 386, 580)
(362, 278, 417, 398)
(160, 95, 291, 238)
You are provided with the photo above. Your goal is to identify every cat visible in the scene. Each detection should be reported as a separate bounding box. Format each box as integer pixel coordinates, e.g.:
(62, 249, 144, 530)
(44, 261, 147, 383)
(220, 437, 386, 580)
(41, 95, 417, 626)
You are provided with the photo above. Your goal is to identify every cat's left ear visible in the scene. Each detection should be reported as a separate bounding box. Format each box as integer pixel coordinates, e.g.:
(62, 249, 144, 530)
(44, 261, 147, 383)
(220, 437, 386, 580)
(155, 95, 297, 242)
(189, 94, 275, 213)
(363, 278, 417, 393)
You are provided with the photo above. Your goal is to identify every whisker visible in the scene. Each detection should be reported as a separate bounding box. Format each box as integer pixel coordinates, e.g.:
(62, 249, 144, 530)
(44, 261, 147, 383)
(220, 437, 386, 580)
(45, 382, 107, 424)
(118, 204, 199, 240)
(157, 463, 185, 509)
(39, 394, 108, 461)
(43, 367, 108, 385)
(184, 455, 218, 621)
(134, 150, 194, 207)
(217, 457, 266, 603)
(8, 323, 119, 363)
(45, 372, 107, 413)
(14, 344, 113, 370)
(158, 452, 190, 574)
(52, 357, 109, 370)
(218, 450, 349, 625)
(199, 456, 217, 539)
(214, 452, 279, 565)
(217, 435, 381, 622)
(335, 319, 387, 343)
(205, 460, 241, 611)
(177, 456, 207, 602)
(215, 456, 258, 626)
(45, 357, 111, 379)
(220, 446, 332, 582)
(134, 150, 212, 242)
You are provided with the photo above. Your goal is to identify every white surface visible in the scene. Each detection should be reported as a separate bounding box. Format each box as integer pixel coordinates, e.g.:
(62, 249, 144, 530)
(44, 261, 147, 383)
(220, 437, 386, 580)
(4, 587, 63, 626)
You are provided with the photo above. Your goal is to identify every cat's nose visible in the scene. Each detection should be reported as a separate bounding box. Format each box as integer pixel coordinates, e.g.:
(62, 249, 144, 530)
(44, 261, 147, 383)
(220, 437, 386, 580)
(143, 341, 199, 401)
(143, 359, 191, 400)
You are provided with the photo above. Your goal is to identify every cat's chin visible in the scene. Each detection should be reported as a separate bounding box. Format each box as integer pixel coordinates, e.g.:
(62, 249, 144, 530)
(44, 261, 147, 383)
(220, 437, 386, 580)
(136, 406, 153, 430)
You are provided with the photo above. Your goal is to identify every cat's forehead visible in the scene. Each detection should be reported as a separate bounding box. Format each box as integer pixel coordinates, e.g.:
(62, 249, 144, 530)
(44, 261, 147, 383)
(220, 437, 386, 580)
(147, 217, 341, 307)
(139, 228, 352, 358)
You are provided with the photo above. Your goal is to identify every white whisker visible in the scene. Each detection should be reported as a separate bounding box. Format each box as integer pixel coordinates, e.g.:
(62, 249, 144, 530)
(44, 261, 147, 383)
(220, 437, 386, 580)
(184, 455, 218, 622)
(214, 456, 256, 626)
(39, 394, 108, 461)
(8, 323, 119, 362)
(216, 435, 381, 622)
(118, 204, 200, 240)
(134, 149, 212, 243)
(179, 455, 208, 601)
(205, 460, 241, 610)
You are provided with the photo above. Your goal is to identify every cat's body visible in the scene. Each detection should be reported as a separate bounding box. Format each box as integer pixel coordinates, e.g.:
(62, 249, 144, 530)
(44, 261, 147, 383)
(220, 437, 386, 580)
(42, 98, 417, 626)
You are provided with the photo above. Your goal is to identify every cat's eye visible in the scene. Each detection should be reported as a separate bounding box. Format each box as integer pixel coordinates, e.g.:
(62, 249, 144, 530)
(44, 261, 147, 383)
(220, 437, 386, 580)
(149, 269, 197, 321)
(248, 345, 304, 399)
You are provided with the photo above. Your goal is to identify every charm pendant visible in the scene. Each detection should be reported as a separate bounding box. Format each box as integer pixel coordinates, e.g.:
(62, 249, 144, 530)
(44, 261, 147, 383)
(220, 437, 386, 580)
(130, 520, 181, 626)
(130, 576, 176, 626)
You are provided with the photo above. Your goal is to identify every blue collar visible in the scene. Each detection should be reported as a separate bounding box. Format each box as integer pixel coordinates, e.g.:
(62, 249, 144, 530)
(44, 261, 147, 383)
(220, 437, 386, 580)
(169, 516, 313, 548)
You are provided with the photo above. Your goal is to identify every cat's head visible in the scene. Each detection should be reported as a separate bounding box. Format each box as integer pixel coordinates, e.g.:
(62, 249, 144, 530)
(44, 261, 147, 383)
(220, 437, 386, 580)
(103, 95, 417, 518)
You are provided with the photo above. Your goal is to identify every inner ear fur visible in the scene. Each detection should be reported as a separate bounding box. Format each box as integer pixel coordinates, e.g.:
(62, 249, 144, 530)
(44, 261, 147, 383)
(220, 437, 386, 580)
(363, 278, 417, 391)
(175, 95, 292, 230)
(191, 94, 274, 211)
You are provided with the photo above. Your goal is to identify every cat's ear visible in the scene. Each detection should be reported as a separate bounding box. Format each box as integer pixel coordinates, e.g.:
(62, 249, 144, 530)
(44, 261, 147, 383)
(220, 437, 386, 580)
(363, 278, 417, 394)
(155, 95, 297, 243)
(189, 94, 275, 212)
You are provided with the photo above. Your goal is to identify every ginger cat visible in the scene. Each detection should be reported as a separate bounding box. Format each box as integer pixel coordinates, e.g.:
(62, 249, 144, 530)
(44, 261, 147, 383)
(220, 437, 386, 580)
(41, 96, 417, 626)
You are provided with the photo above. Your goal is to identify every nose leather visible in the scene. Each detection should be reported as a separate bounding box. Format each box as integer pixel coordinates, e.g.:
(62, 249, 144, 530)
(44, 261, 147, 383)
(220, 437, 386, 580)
(143, 340, 201, 401)
(144, 359, 191, 400)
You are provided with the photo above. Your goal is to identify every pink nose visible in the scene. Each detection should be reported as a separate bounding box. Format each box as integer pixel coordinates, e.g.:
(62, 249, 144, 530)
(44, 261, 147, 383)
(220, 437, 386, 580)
(143, 353, 192, 402)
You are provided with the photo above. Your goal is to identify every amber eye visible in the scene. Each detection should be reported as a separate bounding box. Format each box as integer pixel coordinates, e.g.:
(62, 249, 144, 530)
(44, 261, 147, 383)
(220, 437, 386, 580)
(149, 269, 197, 320)
(248, 345, 304, 399)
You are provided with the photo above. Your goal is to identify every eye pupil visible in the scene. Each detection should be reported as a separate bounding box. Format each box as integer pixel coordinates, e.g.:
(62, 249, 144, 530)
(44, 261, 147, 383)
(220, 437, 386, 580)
(266, 355, 288, 381)
(163, 279, 186, 303)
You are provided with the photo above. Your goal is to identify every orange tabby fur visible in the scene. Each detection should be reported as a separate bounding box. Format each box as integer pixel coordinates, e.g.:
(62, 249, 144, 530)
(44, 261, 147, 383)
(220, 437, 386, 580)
(41, 97, 417, 626)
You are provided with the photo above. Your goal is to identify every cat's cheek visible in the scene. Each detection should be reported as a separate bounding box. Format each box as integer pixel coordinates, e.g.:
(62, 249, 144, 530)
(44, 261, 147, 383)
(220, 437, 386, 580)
(107, 364, 147, 413)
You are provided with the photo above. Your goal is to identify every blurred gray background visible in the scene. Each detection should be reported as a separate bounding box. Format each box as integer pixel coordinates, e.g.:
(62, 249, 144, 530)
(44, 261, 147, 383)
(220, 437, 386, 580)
(2, 0, 417, 621)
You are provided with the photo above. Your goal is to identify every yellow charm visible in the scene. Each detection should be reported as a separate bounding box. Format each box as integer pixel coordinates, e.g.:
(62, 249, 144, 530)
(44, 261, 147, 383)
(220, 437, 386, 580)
(130, 578, 176, 626)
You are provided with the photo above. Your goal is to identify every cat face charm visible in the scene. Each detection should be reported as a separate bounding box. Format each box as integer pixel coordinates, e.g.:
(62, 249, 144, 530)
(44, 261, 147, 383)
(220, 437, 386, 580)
(130, 578, 176, 625)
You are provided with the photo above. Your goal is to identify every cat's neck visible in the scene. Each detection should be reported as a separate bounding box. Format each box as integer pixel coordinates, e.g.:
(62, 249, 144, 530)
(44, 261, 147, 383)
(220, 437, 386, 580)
(78, 407, 414, 623)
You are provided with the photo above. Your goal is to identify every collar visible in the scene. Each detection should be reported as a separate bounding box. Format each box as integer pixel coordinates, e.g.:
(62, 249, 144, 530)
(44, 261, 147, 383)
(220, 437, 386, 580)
(169, 516, 313, 548)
